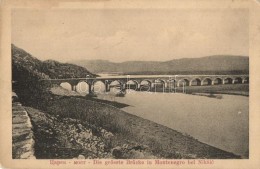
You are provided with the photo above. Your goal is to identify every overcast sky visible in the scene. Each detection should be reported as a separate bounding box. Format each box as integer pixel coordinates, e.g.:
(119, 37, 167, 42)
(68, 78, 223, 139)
(12, 9, 248, 62)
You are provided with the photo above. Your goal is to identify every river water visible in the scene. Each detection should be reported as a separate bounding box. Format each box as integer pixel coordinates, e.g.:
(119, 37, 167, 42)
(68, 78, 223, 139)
(61, 74, 249, 157)
(96, 89, 249, 158)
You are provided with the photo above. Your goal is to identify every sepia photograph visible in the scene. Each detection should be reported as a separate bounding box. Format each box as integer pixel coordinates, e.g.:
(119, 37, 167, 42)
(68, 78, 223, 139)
(11, 7, 249, 160)
(1, 0, 260, 168)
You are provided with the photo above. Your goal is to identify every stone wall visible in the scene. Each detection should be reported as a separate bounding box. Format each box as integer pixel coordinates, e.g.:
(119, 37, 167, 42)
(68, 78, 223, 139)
(12, 92, 35, 159)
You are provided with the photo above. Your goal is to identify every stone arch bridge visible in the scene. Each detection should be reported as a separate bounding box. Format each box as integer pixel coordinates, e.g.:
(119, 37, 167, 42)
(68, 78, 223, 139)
(42, 74, 249, 94)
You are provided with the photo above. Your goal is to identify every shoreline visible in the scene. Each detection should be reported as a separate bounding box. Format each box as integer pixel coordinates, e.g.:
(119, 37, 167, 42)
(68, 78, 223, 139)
(90, 90, 248, 157)
(138, 84, 249, 97)
(12, 85, 243, 159)
(46, 87, 242, 159)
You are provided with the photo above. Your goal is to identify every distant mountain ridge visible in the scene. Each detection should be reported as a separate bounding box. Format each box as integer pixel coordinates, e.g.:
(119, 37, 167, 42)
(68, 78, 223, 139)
(69, 55, 249, 75)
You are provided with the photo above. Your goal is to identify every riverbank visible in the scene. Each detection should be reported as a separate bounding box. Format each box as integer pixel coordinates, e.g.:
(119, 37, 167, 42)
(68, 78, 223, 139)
(12, 85, 242, 159)
(26, 106, 155, 159)
(31, 86, 240, 159)
(97, 91, 248, 158)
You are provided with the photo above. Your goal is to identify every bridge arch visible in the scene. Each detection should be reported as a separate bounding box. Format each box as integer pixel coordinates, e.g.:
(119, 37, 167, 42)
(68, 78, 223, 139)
(140, 79, 152, 91)
(213, 78, 223, 85)
(60, 82, 72, 91)
(76, 81, 89, 94)
(202, 78, 212, 86)
(190, 78, 202, 86)
(140, 79, 152, 84)
(154, 79, 166, 90)
(109, 80, 124, 93)
(154, 79, 166, 85)
(177, 79, 190, 87)
(224, 77, 233, 84)
(126, 80, 140, 90)
(234, 77, 243, 84)
(92, 80, 106, 93)
(109, 80, 123, 86)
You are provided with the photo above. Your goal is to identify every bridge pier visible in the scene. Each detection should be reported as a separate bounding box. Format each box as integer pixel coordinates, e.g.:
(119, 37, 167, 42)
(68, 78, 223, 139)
(136, 83, 141, 91)
(167, 81, 176, 93)
(105, 83, 110, 92)
(88, 83, 95, 95)
(164, 82, 168, 88)
(162, 83, 165, 92)
(72, 85, 77, 92)
(176, 82, 180, 87)
(121, 83, 127, 92)
(151, 83, 155, 89)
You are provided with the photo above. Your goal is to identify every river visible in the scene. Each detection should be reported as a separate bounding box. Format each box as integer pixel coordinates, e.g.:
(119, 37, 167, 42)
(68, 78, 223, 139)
(97, 91, 249, 158)
(61, 74, 249, 157)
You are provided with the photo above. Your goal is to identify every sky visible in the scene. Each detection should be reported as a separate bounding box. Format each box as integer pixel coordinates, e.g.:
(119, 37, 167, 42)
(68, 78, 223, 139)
(12, 9, 248, 62)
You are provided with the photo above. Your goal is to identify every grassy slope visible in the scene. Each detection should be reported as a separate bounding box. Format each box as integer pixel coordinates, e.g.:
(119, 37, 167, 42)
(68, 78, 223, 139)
(37, 93, 240, 159)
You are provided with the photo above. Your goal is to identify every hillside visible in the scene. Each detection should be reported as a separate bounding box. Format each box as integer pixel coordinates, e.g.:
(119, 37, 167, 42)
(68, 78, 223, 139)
(70, 55, 249, 75)
(11, 44, 242, 159)
(12, 44, 96, 82)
